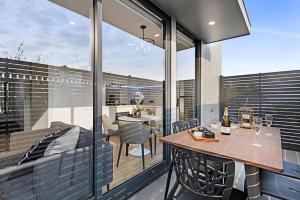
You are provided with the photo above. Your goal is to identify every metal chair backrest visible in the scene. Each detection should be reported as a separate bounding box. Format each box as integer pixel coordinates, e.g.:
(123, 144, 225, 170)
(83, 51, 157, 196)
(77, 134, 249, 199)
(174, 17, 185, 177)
(172, 121, 190, 134)
(118, 121, 150, 144)
(186, 118, 200, 128)
(172, 145, 235, 200)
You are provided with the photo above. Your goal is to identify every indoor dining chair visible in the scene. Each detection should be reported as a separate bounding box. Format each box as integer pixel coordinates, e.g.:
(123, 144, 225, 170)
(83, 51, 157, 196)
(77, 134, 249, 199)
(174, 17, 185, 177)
(102, 115, 119, 142)
(116, 120, 152, 170)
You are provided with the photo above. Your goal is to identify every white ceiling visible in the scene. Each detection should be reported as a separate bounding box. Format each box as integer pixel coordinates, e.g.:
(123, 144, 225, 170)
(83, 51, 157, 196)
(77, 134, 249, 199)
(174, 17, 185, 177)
(150, 0, 251, 43)
(50, 0, 247, 49)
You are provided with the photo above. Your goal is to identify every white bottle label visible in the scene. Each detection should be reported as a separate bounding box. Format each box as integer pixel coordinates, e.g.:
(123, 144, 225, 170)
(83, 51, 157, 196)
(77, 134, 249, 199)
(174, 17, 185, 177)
(221, 126, 231, 134)
(243, 114, 250, 119)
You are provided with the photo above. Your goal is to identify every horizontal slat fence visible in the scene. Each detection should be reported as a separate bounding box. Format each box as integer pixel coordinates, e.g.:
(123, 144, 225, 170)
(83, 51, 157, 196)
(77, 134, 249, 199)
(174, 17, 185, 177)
(0, 57, 92, 153)
(221, 70, 300, 151)
(176, 79, 195, 120)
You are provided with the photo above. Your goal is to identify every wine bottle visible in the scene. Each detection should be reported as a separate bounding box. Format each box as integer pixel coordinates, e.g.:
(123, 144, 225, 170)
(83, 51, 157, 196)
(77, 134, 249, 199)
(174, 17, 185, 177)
(221, 106, 231, 135)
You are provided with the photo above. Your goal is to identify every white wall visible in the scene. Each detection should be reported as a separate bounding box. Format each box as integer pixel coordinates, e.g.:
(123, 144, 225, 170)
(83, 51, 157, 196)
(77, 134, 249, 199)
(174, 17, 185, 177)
(201, 41, 222, 125)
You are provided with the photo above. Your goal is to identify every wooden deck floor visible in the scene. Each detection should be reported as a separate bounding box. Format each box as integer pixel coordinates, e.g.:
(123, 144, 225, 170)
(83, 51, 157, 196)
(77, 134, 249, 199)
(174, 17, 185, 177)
(103, 134, 163, 192)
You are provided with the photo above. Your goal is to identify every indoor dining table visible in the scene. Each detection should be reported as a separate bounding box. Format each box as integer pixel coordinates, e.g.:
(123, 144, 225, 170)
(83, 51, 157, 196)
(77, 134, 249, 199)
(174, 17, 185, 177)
(160, 125, 283, 200)
(118, 115, 160, 157)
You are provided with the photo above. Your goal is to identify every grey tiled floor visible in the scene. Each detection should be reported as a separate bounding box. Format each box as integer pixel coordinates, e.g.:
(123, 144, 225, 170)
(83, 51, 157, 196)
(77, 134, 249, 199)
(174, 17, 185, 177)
(129, 149, 300, 200)
(128, 173, 173, 200)
(129, 170, 280, 200)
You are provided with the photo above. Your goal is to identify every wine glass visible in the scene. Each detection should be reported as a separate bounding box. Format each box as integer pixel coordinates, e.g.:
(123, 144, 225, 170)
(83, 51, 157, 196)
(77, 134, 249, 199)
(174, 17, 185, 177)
(265, 114, 273, 136)
(252, 117, 263, 147)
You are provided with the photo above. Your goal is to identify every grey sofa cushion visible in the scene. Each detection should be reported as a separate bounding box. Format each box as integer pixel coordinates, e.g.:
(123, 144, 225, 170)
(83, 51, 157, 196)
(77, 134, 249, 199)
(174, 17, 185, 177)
(44, 126, 80, 156)
(50, 121, 93, 148)
(76, 127, 93, 148)
(18, 127, 71, 165)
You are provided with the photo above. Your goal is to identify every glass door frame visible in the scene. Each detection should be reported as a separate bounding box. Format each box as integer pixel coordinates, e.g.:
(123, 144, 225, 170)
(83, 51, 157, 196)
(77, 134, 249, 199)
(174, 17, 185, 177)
(176, 25, 202, 122)
(91, 0, 202, 199)
(90, 0, 173, 199)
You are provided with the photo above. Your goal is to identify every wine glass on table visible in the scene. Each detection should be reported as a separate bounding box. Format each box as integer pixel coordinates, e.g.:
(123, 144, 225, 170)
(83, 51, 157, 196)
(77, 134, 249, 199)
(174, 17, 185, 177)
(252, 117, 263, 147)
(265, 114, 273, 136)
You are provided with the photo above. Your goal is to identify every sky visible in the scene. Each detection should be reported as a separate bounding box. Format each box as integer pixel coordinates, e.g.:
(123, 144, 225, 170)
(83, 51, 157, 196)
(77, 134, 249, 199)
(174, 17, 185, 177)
(1, 0, 299, 79)
(222, 0, 300, 76)
(0, 0, 91, 69)
(0, 0, 167, 81)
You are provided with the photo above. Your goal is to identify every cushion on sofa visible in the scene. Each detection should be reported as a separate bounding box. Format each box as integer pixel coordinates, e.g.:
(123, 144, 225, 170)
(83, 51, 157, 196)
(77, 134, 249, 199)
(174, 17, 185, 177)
(50, 121, 93, 148)
(76, 127, 93, 148)
(18, 127, 71, 165)
(44, 126, 80, 156)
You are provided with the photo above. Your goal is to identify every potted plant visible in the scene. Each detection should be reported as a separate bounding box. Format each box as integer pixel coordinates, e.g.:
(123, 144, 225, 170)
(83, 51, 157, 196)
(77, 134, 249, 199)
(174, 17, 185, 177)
(132, 91, 144, 117)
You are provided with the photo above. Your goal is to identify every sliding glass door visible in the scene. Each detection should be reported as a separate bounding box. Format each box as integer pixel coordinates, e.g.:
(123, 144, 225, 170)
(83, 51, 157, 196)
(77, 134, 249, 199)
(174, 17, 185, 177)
(101, 0, 169, 198)
(0, 0, 183, 199)
(176, 31, 196, 120)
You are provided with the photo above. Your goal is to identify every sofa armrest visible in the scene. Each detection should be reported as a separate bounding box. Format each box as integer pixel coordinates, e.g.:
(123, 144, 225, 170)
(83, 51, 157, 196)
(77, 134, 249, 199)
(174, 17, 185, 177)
(260, 161, 300, 199)
(97, 140, 113, 187)
(280, 161, 300, 179)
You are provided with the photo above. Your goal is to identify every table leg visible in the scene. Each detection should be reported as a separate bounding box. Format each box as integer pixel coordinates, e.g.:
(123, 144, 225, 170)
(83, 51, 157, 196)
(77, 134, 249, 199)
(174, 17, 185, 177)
(245, 165, 261, 200)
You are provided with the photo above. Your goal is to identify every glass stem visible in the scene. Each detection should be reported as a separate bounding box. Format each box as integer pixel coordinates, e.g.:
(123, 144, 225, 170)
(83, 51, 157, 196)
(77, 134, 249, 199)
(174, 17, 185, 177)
(255, 134, 258, 144)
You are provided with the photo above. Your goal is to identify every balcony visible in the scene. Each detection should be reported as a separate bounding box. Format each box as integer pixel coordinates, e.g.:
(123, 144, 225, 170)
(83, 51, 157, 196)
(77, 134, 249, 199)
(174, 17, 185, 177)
(0, 0, 299, 200)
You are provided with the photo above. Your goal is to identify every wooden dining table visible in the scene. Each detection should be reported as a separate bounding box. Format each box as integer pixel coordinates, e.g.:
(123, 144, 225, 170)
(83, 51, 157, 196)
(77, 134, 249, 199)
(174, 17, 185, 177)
(160, 125, 283, 200)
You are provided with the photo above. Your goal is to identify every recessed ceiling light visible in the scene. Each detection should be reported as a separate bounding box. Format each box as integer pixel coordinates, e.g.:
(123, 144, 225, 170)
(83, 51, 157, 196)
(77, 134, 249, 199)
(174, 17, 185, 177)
(208, 21, 216, 26)
(70, 21, 76, 25)
(154, 33, 160, 37)
(128, 43, 134, 46)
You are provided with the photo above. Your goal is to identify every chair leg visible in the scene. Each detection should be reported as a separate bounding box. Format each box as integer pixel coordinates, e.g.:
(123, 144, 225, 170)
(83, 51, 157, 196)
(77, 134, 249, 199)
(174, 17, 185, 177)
(106, 184, 110, 192)
(105, 136, 110, 142)
(149, 138, 153, 158)
(126, 143, 129, 156)
(167, 180, 179, 200)
(154, 133, 157, 155)
(141, 144, 145, 170)
(164, 161, 174, 200)
(116, 143, 123, 167)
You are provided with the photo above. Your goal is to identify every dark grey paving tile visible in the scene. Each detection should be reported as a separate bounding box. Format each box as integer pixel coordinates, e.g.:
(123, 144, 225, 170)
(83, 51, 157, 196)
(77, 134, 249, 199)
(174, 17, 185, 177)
(128, 172, 176, 200)
(284, 149, 300, 164)
(261, 194, 281, 200)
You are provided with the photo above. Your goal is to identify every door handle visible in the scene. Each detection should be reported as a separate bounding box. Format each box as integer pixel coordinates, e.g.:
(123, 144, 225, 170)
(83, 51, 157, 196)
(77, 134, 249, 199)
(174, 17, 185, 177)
(4, 81, 9, 114)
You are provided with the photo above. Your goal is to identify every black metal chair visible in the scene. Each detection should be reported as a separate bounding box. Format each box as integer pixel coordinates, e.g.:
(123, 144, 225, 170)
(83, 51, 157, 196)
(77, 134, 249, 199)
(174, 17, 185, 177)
(166, 145, 246, 200)
(260, 161, 300, 200)
(164, 120, 194, 199)
(116, 120, 153, 170)
(172, 121, 190, 134)
(186, 118, 200, 128)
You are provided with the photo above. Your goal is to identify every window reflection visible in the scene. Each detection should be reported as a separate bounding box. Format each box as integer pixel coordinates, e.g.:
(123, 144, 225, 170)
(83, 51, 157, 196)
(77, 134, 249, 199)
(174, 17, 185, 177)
(176, 31, 196, 120)
(102, 0, 165, 191)
(0, 1, 94, 199)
